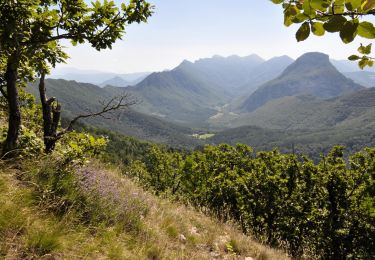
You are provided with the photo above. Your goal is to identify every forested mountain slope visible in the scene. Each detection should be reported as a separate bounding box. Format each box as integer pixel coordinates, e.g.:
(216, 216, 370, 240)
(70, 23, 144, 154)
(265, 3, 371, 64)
(236, 55, 294, 95)
(115, 60, 231, 125)
(212, 87, 375, 130)
(27, 79, 200, 148)
(239, 52, 364, 112)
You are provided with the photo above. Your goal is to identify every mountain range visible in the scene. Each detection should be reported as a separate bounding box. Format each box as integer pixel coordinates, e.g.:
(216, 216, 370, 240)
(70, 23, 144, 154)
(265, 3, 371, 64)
(238, 52, 363, 112)
(48, 67, 150, 86)
(27, 52, 375, 157)
(109, 54, 296, 125)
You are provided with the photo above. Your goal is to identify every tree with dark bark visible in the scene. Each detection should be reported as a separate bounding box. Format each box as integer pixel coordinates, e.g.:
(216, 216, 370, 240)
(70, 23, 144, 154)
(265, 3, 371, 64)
(38, 74, 137, 153)
(0, 0, 152, 156)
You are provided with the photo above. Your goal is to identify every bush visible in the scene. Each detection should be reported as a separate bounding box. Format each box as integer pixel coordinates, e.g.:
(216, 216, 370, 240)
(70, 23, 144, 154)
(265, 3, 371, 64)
(126, 144, 375, 258)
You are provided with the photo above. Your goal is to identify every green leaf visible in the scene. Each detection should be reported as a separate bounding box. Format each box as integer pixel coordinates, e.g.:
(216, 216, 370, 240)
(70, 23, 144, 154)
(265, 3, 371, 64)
(310, 0, 330, 11)
(348, 55, 360, 61)
(333, 0, 345, 13)
(302, 0, 315, 15)
(323, 16, 347, 32)
(359, 58, 367, 69)
(292, 13, 309, 23)
(271, 0, 284, 4)
(296, 22, 310, 42)
(345, 0, 362, 11)
(339, 20, 359, 44)
(284, 5, 300, 27)
(357, 21, 375, 39)
(312, 22, 325, 36)
(358, 43, 372, 54)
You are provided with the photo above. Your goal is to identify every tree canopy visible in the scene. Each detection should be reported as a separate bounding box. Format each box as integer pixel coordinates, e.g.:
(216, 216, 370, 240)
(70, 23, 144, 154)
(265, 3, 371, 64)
(271, 0, 375, 68)
(0, 0, 153, 154)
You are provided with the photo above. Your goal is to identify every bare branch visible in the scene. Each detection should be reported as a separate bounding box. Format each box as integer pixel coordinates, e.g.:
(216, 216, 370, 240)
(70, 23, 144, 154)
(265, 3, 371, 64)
(56, 92, 138, 138)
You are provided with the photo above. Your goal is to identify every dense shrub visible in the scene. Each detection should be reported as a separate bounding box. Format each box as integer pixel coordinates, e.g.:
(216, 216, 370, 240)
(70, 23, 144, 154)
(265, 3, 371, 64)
(127, 144, 375, 258)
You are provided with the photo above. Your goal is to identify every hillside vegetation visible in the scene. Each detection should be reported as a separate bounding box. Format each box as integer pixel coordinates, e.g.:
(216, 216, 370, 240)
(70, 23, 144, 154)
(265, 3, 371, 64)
(212, 87, 375, 130)
(123, 143, 374, 259)
(27, 79, 201, 148)
(1, 158, 289, 259)
(0, 109, 287, 259)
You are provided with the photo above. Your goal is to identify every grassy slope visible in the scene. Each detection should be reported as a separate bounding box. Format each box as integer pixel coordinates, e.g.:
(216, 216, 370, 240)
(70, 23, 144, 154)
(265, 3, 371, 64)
(0, 160, 288, 260)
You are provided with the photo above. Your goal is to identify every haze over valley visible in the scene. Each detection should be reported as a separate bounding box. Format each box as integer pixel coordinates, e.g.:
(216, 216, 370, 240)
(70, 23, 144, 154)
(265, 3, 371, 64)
(28, 51, 375, 158)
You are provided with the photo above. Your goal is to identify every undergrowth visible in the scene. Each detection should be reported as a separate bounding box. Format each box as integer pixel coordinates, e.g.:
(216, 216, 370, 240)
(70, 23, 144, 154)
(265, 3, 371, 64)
(0, 153, 288, 259)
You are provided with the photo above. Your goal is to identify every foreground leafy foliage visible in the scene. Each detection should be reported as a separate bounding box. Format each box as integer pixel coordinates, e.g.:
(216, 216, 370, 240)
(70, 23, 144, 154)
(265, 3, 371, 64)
(272, 0, 375, 68)
(128, 143, 375, 258)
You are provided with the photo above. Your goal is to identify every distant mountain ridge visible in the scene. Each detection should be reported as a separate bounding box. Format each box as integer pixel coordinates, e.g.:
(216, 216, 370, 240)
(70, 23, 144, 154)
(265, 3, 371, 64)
(236, 55, 294, 95)
(239, 52, 364, 112)
(100, 76, 131, 87)
(25, 51, 375, 158)
(26, 79, 200, 148)
(343, 71, 375, 88)
(116, 61, 230, 125)
(49, 68, 150, 86)
(187, 54, 264, 93)
(42, 52, 373, 133)
(112, 54, 297, 126)
(213, 87, 375, 130)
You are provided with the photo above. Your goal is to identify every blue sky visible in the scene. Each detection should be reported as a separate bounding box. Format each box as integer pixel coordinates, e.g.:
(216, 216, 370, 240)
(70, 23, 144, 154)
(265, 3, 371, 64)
(56, 0, 372, 73)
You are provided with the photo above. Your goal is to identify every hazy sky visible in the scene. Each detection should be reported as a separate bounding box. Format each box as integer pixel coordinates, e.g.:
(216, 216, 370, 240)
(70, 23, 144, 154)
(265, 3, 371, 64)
(56, 0, 373, 73)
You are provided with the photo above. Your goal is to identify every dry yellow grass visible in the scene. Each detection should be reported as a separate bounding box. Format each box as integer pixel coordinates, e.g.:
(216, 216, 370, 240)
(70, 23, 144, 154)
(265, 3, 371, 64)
(66, 162, 289, 260)
(0, 160, 289, 259)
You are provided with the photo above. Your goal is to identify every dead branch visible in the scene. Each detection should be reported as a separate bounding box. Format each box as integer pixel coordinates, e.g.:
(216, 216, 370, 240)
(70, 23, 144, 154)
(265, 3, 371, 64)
(38, 73, 137, 152)
(56, 92, 138, 138)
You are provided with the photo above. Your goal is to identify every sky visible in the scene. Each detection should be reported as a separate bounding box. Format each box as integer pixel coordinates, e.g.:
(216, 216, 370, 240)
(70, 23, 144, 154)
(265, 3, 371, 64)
(55, 0, 373, 73)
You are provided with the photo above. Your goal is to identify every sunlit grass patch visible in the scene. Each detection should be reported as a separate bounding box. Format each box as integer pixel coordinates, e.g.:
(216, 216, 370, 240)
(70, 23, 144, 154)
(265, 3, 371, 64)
(0, 157, 289, 259)
(25, 223, 62, 256)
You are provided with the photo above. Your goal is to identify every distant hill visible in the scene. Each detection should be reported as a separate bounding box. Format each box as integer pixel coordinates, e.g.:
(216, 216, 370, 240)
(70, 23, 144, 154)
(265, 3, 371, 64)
(236, 55, 294, 95)
(239, 52, 364, 112)
(211, 87, 375, 131)
(331, 59, 375, 73)
(104, 55, 297, 126)
(27, 79, 201, 148)
(49, 68, 149, 86)
(209, 123, 375, 161)
(100, 76, 131, 87)
(187, 54, 264, 94)
(344, 71, 375, 88)
(108, 60, 235, 126)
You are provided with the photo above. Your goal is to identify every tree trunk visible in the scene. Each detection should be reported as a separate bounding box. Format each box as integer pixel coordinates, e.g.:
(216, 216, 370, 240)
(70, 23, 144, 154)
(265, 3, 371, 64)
(2, 58, 20, 156)
(39, 74, 61, 153)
